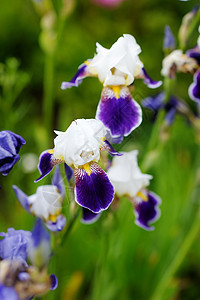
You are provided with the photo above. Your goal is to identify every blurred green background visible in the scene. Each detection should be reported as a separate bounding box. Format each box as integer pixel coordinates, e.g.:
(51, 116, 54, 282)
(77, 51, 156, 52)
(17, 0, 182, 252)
(0, 0, 200, 299)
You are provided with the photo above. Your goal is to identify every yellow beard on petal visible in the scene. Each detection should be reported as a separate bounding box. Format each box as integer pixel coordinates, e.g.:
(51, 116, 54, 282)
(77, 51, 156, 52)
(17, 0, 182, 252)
(136, 190, 148, 202)
(48, 149, 54, 154)
(112, 86, 121, 99)
(82, 163, 92, 176)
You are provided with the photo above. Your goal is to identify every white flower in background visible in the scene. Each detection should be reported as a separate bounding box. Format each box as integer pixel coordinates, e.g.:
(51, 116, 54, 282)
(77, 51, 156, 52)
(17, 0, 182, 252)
(107, 150, 152, 197)
(161, 49, 197, 77)
(107, 150, 161, 231)
(13, 166, 66, 232)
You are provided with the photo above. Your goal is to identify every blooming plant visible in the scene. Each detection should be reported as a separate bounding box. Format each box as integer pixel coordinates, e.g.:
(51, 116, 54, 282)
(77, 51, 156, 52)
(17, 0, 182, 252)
(0, 1, 200, 300)
(61, 34, 161, 142)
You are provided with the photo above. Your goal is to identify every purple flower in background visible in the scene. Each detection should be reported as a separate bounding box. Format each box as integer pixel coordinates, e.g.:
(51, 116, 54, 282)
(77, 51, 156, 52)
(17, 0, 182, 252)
(0, 228, 31, 265)
(13, 166, 66, 232)
(107, 151, 161, 230)
(35, 119, 121, 214)
(0, 284, 19, 300)
(142, 93, 191, 125)
(0, 131, 26, 176)
(92, 0, 125, 8)
(61, 34, 161, 142)
(163, 26, 176, 51)
(189, 69, 200, 103)
(28, 219, 51, 269)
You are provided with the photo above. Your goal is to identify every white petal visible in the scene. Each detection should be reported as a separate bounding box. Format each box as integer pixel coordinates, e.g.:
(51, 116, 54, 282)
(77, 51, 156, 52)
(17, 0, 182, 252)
(107, 150, 152, 197)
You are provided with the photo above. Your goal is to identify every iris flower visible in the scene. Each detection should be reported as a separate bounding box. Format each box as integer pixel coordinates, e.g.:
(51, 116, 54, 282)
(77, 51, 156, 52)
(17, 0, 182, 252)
(35, 119, 120, 214)
(0, 228, 31, 265)
(13, 166, 66, 232)
(142, 92, 191, 125)
(0, 220, 57, 300)
(61, 34, 161, 142)
(0, 131, 26, 176)
(107, 150, 161, 230)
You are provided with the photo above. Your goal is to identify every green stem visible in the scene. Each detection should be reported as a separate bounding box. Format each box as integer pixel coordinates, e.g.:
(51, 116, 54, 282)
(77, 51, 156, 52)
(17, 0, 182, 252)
(186, 7, 200, 48)
(60, 206, 81, 246)
(141, 78, 174, 172)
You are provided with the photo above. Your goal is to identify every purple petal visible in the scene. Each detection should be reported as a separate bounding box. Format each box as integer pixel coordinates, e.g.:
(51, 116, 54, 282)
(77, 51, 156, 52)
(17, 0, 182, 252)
(101, 140, 122, 156)
(142, 68, 162, 89)
(51, 166, 65, 199)
(50, 274, 58, 290)
(81, 208, 101, 224)
(12, 185, 30, 213)
(96, 86, 142, 140)
(0, 154, 20, 176)
(45, 215, 66, 232)
(29, 219, 51, 268)
(188, 70, 200, 103)
(163, 25, 176, 51)
(18, 272, 30, 281)
(165, 107, 176, 125)
(0, 284, 19, 300)
(0, 131, 25, 176)
(142, 92, 165, 111)
(5, 131, 26, 153)
(31, 219, 50, 247)
(0, 228, 32, 264)
(64, 163, 74, 182)
(35, 150, 63, 182)
(74, 162, 114, 213)
(134, 190, 161, 231)
(61, 63, 89, 89)
(187, 48, 200, 65)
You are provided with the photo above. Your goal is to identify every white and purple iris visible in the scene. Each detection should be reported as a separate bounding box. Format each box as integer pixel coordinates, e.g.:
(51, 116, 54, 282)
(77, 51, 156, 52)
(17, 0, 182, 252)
(162, 24, 200, 103)
(107, 150, 161, 230)
(13, 166, 66, 232)
(35, 119, 120, 214)
(61, 34, 162, 142)
(0, 130, 26, 176)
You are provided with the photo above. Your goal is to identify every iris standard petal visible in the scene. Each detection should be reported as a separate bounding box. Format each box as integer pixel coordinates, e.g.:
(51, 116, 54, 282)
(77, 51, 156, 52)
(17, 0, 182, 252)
(45, 214, 66, 232)
(12, 185, 30, 212)
(74, 162, 114, 213)
(134, 190, 161, 231)
(141, 68, 162, 89)
(61, 63, 89, 89)
(81, 207, 101, 224)
(96, 86, 142, 140)
(188, 70, 200, 103)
